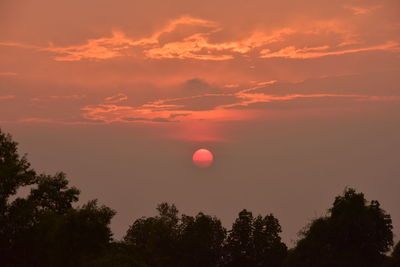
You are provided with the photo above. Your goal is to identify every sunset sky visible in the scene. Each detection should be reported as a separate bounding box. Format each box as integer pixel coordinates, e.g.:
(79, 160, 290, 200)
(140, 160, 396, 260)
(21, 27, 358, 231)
(1, 0, 399, 245)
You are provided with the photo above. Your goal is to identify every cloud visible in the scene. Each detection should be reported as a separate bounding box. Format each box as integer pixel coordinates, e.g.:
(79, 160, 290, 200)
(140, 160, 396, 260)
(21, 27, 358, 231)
(169, 113, 191, 118)
(122, 117, 173, 123)
(0, 95, 16, 100)
(224, 84, 239, 88)
(18, 117, 56, 123)
(0, 72, 17, 76)
(259, 41, 399, 59)
(4, 14, 396, 62)
(183, 78, 210, 91)
(81, 77, 395, 124)
(4, 72, 398, 128)
(104, 93, 128, 103)
(344, 5, 382, 15)
(31, 94, 86, 102)
(361, 96, 400, 102)
(44, 31, 135, 61)
(143, 28, 293, 60)
(0, 41, 38, 50)
(42, 16, 219, 61)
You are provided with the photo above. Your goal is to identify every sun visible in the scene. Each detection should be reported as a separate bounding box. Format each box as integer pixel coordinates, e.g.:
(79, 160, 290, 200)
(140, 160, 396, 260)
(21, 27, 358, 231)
(192, 148, 214, 168)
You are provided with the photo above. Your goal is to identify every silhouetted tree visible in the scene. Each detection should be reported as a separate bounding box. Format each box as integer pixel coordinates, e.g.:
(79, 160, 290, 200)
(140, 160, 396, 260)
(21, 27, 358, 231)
(224, 209, 255, 266)
(224, 209, 287, 267)
(390, 241, 400, 266)
(179, 212, 226, 267)
(0, 129, 115, 266)
(124, 204, 228, 267)
(253, 214, 288, 266)
(15, 200, 115, 266)
(0, 130, 36, 206)
(0, 129, 36, 261)
(124, 203, 180, 267)
(287, 188, 393, 267)
(28, 173, 80, 214)
(6, 172, 81, 265)
(86, 241, 148, 267)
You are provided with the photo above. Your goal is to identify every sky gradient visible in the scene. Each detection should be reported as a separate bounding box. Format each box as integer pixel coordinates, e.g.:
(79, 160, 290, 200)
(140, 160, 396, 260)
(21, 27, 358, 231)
(1, 0, 399, 245)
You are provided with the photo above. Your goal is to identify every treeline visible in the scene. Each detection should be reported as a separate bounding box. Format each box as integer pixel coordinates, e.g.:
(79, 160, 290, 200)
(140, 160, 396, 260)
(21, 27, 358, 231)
(1, 129, 399, 267)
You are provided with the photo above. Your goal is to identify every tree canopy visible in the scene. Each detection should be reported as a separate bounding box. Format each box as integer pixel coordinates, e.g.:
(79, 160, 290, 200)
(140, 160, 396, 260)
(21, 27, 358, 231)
(0, 129, 115, 266)
(223, 209, 287, 267)
(124, 203, 227, 267)
(287, 188, 394, 267)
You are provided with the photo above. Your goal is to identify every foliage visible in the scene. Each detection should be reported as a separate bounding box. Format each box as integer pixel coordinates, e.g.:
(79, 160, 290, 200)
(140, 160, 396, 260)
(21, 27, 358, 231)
(0, 129, 115, 266)
(179, 212, 226, 267)
(85, 241, 149, 267)
(125, 203, 227, 267)
(287, 188, 394, 267)
(390, 241, 400, 266)
(0, 130, 36, 258)
(0, 130, 36, 206)
(124, 203, 179, 267)
(223, 210, 287, 267)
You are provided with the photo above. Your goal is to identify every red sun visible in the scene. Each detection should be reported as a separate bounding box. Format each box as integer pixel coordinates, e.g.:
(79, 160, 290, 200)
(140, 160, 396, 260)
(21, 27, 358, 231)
(192, 149, 214, 168)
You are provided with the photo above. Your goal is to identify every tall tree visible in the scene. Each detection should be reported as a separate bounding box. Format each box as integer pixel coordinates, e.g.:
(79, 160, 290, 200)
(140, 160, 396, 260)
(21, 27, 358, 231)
(253, 214, 287, 266)
(179, 212, 226, 267)
(0, 129, 115, 266)
(0, 129, 36, 263)
(224, 209, 255, 266)
(21, 200, 115, 266)
(124, 203, 180, 267)
(5, 172, 81, 265)
(5, 173, 116, 266)
(0, 129, 36, 207)
(288, 188, 393, 267)
(224, 209, 287, 267)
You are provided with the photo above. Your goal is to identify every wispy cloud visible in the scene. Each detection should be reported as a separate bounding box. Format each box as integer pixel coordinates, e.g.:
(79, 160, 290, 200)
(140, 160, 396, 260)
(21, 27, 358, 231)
(259, 41, 399, 59)
(0, 95, 16, 100)
(81, 80, 382, 124)
(143, 28, 293, 60)
(31, 94, 86, 102)
(344, 5, 382, 15)
(3, 15, 396, 62)
(0, 72, 17, 76)
(104, 93, 128, 103)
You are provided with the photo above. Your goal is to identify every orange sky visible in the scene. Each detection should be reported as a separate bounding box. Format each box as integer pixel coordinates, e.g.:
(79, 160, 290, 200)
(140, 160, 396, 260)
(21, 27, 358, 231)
(1, 0, 399, 244)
